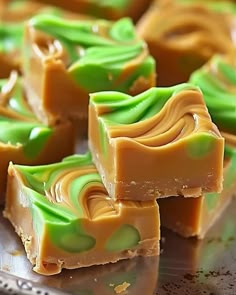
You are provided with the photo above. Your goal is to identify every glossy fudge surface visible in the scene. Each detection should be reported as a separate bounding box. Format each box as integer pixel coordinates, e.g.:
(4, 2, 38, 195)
(23, 15, 155, 125)
(190, 52, 236, 135)
(137, 0, 236, 86)
(0, 72, 75, 203)
(158, 132, 236, 238)
(89, 84, 224, 201)
(29, 0, 152, 22)
(4, 153, 160, 275)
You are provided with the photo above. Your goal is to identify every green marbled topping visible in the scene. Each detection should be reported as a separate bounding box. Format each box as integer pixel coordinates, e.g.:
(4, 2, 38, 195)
(0, 76, 53, 158)
(190, 55, 236, 134)
(14, 153, 140, 253)
(68, 43, 154, 93)
(29, 14, 155, 92)
(205, 144, 236, 211)
(0, 22, 23, 53)
(30, 15, 137, 50)
(90, 83, 199, 125)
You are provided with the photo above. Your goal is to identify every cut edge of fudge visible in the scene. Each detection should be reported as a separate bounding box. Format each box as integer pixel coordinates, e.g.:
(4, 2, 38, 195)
(158, 131, 236, 238)
(4, 153, 160, 275)
(89, 83, 224, 201)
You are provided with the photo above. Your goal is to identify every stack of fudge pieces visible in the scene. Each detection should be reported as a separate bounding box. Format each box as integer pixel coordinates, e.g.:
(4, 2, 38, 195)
(0, 0, 236, 276)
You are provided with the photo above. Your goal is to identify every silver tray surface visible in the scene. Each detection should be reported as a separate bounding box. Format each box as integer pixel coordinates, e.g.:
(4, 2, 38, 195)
(0, 196, 236, 295)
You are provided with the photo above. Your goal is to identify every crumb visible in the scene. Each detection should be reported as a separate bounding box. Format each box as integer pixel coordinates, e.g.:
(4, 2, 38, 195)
(70, 276, 72, 279)
(109, 283, 114, 287)
(114, 282, 131, 294)
(94, 278, 97, 282)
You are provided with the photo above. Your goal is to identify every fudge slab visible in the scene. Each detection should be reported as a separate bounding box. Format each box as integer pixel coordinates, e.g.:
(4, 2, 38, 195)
(137, 0, 236, 86)
(0, 72, 75, 202)
(89, 84, 224, 201)
(158, 132, 236, 238)
(4, 153, 160, 275)
(190, 52, 236, 135)
(23, 15, 155, 125)
(29, 0, 152, 22)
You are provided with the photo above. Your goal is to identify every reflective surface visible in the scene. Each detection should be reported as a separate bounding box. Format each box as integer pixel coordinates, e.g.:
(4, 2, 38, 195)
(0, 197, 236, 294)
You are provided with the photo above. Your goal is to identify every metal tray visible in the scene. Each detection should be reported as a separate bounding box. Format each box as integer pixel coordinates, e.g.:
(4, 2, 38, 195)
(0, 195, 236, 295)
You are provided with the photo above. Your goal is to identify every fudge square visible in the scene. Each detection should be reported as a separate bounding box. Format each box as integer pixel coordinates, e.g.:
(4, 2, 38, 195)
(158, 131, 236, 238)
(137, 0, 236, 86)
(23, 14, 155, 125)
(0, 72, 75, 203)
(89, 84, 224, 201)
(4, 153, 160, 275)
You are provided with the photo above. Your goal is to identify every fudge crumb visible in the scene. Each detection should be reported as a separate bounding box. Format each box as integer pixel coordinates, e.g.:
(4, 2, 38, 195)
(114, 282, 130, 294)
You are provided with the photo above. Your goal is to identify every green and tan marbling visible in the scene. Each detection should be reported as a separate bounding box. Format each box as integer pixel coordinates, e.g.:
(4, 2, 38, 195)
(6, 152, 159, 275)
(90, 84, 221, 156)
(0, 72, 53, 158)
(190, 53, 236, 135)
(29, 14, 155, 93)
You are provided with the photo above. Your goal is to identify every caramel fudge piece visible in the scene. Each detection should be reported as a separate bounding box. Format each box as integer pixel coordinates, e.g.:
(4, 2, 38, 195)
(4, 152, 160, 275)
(137, 0, 236, 86)
(89, 84, 224, 201)
(23, 15, 155, 125)
(190, 52, 236, 134)
(30, 0, 152, 22)
(0, 72, 75, 203)
(0, 1, 82, 78)
(158, 133, 236, 238)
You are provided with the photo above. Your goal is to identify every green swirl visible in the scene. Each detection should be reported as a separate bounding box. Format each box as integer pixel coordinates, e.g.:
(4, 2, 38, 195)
(189, 55, 236, 134)
(90, 83, 200, 125)
(29, 14, 155, 93)
(69, 43, 154, 93)
(0, 76, 53, 158)
(14, 153, 140, 253)
(30, 15, 136, 49)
